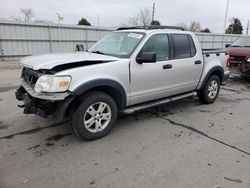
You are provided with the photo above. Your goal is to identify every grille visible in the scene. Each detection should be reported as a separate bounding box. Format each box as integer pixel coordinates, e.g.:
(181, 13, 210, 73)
(230, 56, 246, 62)
(22, 67, 40, 88)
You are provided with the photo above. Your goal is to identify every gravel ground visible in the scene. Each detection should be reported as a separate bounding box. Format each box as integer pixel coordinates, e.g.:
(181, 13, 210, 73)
(0, 61, 249, 188)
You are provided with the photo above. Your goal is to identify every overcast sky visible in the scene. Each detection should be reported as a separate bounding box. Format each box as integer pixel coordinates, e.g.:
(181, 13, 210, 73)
(0, 0, 249, 33)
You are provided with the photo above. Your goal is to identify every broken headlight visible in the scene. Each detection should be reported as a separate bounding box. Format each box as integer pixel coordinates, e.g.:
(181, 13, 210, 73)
(34, 75, 71, 93)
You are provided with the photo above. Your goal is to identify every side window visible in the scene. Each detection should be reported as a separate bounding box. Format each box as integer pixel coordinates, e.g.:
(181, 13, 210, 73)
(188, 35, 196, 57)
(140, 34, 169, 61)
(172, 34, 196, 59)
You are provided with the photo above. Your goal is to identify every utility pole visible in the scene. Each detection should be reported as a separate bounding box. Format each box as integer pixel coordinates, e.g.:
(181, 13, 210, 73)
(152, 2, 155, 22)
(247, 20, 249, 35)
(223, 0, 230, 34)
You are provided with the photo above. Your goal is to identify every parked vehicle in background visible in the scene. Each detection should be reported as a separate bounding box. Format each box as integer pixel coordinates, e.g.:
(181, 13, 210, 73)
(226, 36, 250, 75)
(16, 26, 230, 140)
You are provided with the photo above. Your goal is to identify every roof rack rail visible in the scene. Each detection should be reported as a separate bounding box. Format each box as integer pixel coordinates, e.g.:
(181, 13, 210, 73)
(117, 25, 185, 31)
(117, 26, 147, 31)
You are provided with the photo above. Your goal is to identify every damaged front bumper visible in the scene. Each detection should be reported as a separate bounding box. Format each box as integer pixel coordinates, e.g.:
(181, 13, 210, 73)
(15, 81, 75, 120)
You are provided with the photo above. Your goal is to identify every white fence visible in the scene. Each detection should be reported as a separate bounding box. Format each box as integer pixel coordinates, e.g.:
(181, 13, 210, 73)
(0, 20, 242, 60)
(0, 20, 112, 60)
(195, 32, 240, 49)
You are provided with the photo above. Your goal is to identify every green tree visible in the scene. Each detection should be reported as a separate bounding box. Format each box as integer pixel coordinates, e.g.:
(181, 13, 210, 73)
(225, 18, 243, 34)
(78, 18, 91, 26)
(151, 20, 161, 26)
(201, 28, 211, 33)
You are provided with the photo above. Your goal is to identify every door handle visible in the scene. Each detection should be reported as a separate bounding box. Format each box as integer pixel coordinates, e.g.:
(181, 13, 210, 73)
(195, 60, 202, 65)
(163, 64, 172, 69)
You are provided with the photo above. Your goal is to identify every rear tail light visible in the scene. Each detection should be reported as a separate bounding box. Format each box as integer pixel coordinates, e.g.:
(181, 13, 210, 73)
(226, 56, 230, 68)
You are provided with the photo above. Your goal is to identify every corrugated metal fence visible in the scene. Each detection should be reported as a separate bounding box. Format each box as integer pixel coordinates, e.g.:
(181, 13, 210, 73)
(195, 32, 240, 49)
(0, 20, 242, 60)
(0, 20, 112, 60)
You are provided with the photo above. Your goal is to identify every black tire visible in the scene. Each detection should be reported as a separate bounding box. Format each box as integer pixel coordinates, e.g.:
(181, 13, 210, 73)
(71, 91, 118, 140)
(198, 75, 221, 104)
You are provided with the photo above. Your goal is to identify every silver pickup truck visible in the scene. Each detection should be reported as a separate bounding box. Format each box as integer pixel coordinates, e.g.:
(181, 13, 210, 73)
(16, 26, 230, 140)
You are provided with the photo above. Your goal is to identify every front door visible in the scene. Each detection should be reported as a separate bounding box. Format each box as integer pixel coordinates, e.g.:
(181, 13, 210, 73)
(129, 34, 174, 105)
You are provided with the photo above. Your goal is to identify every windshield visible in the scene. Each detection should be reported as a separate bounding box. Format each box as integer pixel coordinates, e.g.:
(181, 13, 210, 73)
(89, 32, 145, 58)
(231, 37, 250, 47)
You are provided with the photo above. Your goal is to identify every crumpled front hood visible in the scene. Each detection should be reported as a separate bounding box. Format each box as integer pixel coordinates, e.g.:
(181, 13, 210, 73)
(20, 52, 120, 70)
(228, 47, 250, 57)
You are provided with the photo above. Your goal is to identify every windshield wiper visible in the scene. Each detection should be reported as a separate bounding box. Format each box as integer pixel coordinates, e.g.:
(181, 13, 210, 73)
(243, 46, 250, 47)
(91, 50, 105, 55)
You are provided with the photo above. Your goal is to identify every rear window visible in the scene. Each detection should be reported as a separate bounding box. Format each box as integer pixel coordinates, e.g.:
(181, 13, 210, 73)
(172, 34, 196, 59)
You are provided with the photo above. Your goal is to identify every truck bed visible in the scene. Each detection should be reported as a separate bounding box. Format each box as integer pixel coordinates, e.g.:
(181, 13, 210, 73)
(202, 49, 228, 56)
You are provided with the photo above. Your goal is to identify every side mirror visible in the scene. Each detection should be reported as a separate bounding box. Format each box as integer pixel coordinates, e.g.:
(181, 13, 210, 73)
(136, 52, 156, 64)
(75, 44, 85, 51)
(225, 44, 231, 48)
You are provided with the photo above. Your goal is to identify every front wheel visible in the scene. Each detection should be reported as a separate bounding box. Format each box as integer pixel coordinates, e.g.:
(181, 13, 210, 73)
(198, 75, 221, 104)
(71, 91, 118, 140)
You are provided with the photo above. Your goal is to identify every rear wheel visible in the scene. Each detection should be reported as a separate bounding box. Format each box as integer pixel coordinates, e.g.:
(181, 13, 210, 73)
(71, 91, 118, 140)
(198, 75, 220, 104)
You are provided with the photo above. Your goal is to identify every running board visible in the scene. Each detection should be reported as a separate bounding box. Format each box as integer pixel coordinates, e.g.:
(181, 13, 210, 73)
(121, 92, 197, 115)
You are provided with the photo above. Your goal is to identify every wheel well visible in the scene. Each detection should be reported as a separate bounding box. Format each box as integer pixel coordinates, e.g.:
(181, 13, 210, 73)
(199, 68, 224, 90)
(87, 86, 125, 109)
(211, 70, 223, 83)
(66, 86, 125, 116)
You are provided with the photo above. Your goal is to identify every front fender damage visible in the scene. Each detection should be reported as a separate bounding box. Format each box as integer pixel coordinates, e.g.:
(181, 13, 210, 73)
(15, 86, 75, 120)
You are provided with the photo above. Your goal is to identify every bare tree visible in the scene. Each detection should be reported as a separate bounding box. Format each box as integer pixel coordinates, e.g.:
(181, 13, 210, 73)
(189, 21, 201, 32)
(20, 8, 34, 22)
(127, 15, 140, 26)
(127, 8, 152, 26)
(176, 22, 188, 30)
(176, 21, 202, 32)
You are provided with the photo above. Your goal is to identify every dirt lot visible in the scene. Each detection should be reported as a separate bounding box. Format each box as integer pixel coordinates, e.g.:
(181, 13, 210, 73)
(0, 60, 250, 188)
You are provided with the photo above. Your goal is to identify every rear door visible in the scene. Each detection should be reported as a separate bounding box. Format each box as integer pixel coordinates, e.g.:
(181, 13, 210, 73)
(167, 34, 203, 93)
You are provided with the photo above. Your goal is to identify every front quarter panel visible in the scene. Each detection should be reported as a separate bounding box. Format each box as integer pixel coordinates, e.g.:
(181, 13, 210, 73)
(56, 59, 130, 98)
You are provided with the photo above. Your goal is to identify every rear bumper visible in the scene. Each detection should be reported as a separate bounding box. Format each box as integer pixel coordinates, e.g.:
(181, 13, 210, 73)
(223, 70, 230, 81)
(222, 70, 230, 85)
(15, 82, 75, 120)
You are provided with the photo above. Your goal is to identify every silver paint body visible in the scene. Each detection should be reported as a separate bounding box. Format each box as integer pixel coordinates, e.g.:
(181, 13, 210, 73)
(20, 29, 230, 107)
